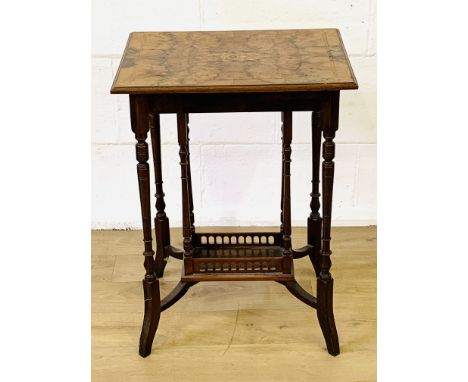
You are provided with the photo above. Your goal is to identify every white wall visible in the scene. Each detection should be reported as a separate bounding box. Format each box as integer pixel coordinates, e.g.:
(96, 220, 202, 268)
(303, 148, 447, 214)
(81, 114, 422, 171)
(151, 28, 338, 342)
(92, 0, 376, 229)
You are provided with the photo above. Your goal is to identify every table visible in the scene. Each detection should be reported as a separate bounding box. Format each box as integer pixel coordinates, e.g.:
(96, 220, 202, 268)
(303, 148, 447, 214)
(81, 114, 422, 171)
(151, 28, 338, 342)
(111, 29, 358, 358)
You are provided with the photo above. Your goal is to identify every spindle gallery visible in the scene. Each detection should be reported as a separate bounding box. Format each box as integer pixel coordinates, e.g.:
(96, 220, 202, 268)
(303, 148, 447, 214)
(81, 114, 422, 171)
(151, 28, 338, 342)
(110, 29, 358, 357)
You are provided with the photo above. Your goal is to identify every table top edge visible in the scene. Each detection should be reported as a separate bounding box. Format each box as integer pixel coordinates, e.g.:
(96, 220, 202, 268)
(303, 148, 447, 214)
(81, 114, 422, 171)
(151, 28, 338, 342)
(110, 82, 359, 95)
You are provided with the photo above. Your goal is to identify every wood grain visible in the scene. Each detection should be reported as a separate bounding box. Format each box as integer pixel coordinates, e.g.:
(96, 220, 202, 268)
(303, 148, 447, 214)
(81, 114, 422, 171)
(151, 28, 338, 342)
(111, 29, 358, 94)
(92, 226, 376, 381)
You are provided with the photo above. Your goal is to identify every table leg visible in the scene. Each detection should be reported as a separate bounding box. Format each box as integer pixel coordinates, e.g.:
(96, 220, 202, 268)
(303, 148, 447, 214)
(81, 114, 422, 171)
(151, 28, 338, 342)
(316, 92, 340, 356)
(150, 112, 171, 277)
(186, 113, 195, 234)
(307, 111, 322, 277)
(281, 111, 293, 274)
(280, 136, 285, 235)
(130, 95, 161, 358)
(177, 112, 194, 274)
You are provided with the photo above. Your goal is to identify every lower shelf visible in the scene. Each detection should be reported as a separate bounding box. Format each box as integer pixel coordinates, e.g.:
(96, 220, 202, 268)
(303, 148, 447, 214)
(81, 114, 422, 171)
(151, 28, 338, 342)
(181, 245, 294, 282)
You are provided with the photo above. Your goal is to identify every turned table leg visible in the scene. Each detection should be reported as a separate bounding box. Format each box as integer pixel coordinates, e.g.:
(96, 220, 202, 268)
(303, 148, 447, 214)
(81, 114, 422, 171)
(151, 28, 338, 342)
(281, 111, 293, 274)
(316, 92, 340, 356)
(280, 134, 285, 235)
(150, 112, 172, 278)
(186, 114, 195, 234)
(308, 111, 322, 277)
(130, 95, 161, 358)
(177, 112, 194, 274)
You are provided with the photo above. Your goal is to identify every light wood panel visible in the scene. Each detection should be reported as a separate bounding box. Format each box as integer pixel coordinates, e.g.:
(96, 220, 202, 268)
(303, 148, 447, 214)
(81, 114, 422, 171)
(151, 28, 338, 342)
(111, 29, 358, 94)
(92, 226, 376, 381)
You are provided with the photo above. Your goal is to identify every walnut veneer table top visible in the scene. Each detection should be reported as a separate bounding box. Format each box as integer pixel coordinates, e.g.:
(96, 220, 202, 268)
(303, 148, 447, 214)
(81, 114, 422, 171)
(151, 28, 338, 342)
(111, 29, 358, 94)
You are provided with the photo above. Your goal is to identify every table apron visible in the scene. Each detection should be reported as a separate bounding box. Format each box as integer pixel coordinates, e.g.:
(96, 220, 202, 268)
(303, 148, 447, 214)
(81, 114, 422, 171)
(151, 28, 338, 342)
(149, 91, 336, 113)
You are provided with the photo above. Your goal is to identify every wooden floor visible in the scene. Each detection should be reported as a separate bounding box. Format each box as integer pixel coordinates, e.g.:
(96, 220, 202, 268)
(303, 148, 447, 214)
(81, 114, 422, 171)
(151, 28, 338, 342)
(92, 226, 376, 382)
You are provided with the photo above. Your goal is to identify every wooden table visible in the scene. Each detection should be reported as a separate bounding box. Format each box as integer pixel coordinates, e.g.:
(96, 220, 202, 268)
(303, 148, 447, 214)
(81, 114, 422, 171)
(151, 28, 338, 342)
(111, 29, 358, 358)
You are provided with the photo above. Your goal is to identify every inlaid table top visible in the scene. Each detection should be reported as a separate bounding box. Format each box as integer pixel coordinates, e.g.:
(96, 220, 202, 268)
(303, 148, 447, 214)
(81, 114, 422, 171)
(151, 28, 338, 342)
(111, 29, 358, 94)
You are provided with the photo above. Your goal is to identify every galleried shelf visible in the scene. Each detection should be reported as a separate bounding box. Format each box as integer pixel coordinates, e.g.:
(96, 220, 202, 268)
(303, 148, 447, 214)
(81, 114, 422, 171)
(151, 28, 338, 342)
(110, 28, 358, 359)
(183, 232, 294, 281)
